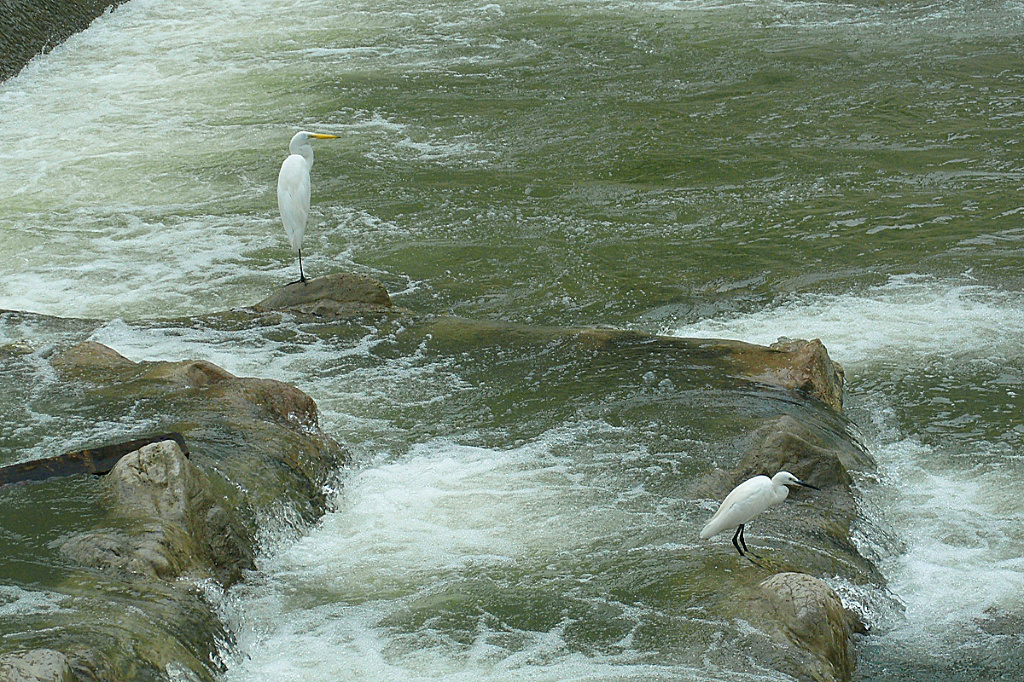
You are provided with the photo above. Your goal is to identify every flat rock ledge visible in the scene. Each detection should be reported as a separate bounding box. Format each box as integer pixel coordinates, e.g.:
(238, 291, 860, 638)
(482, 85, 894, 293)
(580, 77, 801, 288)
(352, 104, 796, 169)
(249, 273, 845, 412)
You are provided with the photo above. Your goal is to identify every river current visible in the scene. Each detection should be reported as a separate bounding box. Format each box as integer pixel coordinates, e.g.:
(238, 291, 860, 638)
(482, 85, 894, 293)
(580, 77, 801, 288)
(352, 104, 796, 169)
(1, 0, 1023, 679)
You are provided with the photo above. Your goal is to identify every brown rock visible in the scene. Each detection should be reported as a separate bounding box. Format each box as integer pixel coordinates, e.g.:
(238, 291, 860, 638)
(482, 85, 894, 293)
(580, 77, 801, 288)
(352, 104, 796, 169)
(255, 272, 394, 317)
(734, 415, 873, 489)
(141, 360, 235, 387)
(60, 439, 254, 586)
(48, 340, 135, 375)
(757, 572, 860, 682)
(731, 337, 845, 412)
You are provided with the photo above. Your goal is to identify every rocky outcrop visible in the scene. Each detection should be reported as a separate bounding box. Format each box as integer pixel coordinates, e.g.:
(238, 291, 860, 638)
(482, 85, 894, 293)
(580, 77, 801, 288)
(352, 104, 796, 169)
(49, 341, 345, 519)
(760, 338, 845, 412)
(0, 649, 76, 682)
(755, 572, 864, 682)
(60, 439, 253, 585)
(0, 272, 878, 682)
(697, 413, 876, 680)
(0, 340, 347, 682)
(697, 412, 878, 579)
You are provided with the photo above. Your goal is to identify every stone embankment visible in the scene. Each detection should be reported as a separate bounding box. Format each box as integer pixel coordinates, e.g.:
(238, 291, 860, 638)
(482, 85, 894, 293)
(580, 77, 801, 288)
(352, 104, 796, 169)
(0, 272, 875, 682)
(0, 0, 128, 82)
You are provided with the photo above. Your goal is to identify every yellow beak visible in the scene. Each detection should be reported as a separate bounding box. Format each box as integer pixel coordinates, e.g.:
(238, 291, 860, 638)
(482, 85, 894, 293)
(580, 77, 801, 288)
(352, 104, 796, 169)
(309, 133, 339, 140)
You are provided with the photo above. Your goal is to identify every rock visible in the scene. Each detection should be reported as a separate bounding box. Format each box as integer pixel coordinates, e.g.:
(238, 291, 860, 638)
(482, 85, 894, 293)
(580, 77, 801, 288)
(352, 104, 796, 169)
(0, 649, 76, 682)
(755, 572, 861, 682)
(48, 340, 136, 375)
(142, 359, 235, 387)
(0, 341, 350, 681)
(49, 341, 346, 520)
(734, 415, 873, 490)
(419, 319, 846, 412)
(3, 300, 870, 682)
(60, 440, 254, 585)
(0, 433, 188, 487)
(254, 272, 394, 317)
(729, 337, 845, 412)
(770, 338, 845, 412)
(697, 413, 881, 580)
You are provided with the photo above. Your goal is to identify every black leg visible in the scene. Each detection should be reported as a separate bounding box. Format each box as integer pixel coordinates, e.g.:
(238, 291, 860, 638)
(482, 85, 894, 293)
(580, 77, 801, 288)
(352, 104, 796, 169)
(731, 524, 767, 568)
(732, 525, 745, 556)
(299, 249, 307, 284)
(738, 525, 750, 555)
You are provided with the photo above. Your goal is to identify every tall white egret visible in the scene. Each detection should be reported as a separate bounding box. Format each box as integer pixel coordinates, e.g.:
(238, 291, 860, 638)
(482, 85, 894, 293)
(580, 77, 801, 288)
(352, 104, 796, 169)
(277, 130, 339, 283)
(700, 471, 818, 561)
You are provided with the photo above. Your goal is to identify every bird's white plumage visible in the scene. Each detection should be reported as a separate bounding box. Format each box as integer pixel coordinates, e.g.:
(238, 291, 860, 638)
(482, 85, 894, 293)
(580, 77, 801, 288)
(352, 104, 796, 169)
(276, 131, 338, 282)
(278, 152, 311, 251)
(699, 471, 804, 540)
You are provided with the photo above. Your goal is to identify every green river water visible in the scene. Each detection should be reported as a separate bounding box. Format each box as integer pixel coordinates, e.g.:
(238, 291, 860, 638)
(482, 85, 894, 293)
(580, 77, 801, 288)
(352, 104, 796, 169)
(1, 0, 1023, 679)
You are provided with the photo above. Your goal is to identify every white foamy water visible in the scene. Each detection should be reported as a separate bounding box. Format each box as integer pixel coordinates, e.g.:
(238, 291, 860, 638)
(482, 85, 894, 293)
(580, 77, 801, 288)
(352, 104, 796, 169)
(219, 437, 747, 682)
(664, 274, 1024, 368)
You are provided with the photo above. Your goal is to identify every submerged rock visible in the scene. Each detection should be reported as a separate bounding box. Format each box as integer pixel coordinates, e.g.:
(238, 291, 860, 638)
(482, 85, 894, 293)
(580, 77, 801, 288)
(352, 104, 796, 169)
(420, 317, 846, 410)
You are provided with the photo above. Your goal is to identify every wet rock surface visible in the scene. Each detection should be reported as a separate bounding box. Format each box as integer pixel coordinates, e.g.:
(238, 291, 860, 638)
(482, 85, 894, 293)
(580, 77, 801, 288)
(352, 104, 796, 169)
(1, 335, 347, 681)
(756, 572, 863, 682)
(60, 439, 254, 585)
(254, 272, 397, 318)
(0, 272, 879, 681)
(0, 649, 76, 682)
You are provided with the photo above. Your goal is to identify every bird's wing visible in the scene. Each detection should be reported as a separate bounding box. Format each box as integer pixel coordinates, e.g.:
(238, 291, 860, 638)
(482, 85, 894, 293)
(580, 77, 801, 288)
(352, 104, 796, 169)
(699, 476, 770, 539)
(277, 154, 312, 251)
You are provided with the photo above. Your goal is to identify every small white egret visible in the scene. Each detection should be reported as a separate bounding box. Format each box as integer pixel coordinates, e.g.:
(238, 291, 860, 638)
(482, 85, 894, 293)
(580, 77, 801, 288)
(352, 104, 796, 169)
(699, 471, 819, 561)
(277, 130, 339, 283)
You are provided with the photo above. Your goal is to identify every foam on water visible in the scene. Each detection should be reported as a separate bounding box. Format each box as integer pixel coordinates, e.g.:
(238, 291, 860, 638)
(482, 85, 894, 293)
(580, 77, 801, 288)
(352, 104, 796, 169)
(0, 0, 439, 319)
(664, 274, 1024, 369)
(220, 437, 786, 682)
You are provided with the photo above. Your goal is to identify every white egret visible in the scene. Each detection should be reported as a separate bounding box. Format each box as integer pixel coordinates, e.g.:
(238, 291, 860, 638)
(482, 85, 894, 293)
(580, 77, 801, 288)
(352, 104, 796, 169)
(277, 130, 339, 283)
(699, 471, 819, 561)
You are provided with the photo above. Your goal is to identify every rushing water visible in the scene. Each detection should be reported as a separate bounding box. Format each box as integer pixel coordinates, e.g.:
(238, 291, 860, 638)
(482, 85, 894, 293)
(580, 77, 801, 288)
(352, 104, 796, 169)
(2, 0, 1023, 679)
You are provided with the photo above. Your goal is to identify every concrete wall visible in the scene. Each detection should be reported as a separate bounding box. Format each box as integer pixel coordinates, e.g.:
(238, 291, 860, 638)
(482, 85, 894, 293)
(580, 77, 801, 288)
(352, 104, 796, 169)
(0, 0, 129, 81)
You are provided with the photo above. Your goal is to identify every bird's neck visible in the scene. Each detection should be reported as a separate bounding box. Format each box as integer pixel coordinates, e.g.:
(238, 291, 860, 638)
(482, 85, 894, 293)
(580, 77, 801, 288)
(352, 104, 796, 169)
(288, 140, 315, 168)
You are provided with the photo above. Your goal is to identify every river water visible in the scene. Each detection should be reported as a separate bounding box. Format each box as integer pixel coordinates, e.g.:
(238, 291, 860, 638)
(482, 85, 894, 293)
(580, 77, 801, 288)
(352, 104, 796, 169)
(1, 0, 1023, 679)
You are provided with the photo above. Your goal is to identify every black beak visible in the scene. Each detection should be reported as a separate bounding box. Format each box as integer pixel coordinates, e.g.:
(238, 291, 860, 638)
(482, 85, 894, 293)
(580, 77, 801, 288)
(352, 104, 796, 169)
(796, 478, 820, 490)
